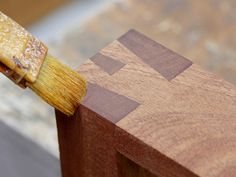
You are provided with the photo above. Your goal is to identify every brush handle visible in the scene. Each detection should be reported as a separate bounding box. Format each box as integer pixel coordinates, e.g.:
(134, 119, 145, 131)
(0, 11, 47, 86)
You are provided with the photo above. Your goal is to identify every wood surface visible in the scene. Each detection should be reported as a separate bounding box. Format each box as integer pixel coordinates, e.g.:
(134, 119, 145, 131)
(56, 30, 236, 177)
(0, 120, 60, 177)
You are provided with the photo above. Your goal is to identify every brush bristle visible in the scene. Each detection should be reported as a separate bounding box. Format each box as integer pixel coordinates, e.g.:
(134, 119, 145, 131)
(27, 55, 87, 116)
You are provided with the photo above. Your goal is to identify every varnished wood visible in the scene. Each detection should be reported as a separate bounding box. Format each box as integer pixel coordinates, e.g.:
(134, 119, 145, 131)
(56, 30, 236, 177)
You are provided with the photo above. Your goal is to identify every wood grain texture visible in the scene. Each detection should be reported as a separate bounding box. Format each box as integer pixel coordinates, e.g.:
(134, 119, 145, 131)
(118, 30, 192, 81)
(56, 30, 236, 177)
(56, 105, 117, 177)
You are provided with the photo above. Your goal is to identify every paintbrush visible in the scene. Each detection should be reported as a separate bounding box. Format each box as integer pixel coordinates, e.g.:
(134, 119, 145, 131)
(0, 12, 86, 116)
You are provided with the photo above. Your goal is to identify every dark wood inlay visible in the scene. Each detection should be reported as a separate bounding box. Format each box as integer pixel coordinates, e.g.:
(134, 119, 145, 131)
(118, 29, 192, 81)
(82, 83, 140, 123)
(91, 53, 125, 75)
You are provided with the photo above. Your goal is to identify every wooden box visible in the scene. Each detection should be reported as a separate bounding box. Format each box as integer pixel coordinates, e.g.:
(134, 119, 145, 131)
(56, 30, 236, 177)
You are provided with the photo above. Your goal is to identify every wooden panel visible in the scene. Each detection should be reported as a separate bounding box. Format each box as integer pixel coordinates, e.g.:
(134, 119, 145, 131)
(56, 30, 236, 177)
(56, 106, 117, 177)
(0, 120, 60, 177)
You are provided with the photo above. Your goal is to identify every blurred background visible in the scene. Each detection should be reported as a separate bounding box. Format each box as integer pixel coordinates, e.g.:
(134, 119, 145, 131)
(0, 0, 235, 158)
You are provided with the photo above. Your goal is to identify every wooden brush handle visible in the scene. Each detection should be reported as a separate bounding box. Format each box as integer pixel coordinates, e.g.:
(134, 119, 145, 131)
(0, 11, 47, 85)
